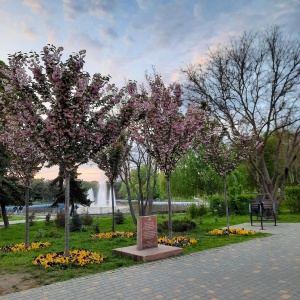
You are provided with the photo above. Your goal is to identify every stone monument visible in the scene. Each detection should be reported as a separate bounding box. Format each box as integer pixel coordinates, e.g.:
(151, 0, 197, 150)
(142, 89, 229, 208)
(113, 215, 183, 262)
(137, 215, 158, 250)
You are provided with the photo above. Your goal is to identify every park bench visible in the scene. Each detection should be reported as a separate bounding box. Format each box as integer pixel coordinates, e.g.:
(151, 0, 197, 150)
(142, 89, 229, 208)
(249, 194, 277, 230)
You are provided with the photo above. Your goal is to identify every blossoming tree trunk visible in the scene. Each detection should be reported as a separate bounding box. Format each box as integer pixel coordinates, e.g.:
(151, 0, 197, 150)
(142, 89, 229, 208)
(223, 175, 230, 232)
(111, 181, 115, 232)
(25, 185, 30, 248)
(166, 174, 172, 238)
(0, 202, 9, 229)
(64, 173, 71, 256)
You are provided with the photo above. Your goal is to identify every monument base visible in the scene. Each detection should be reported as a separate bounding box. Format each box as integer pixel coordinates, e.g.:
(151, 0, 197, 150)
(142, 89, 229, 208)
(112, 244, 183, 262)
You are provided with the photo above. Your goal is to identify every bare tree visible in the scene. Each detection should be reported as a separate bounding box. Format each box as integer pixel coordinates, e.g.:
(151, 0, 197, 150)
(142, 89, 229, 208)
(183, 25, 300, 208)
(120, 141, 158, 225)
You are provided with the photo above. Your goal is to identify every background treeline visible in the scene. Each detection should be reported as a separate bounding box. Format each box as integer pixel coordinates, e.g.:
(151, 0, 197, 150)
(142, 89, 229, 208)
(6, 141, 300, 216)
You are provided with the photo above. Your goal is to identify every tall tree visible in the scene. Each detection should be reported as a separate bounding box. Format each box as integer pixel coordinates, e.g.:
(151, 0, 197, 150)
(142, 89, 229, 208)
(0, 115, 44, 246)
(0, 56, 45, 243)
(50, 169, 91, 215)
(199, 124, 252, 231)
(168, 149, 222, 198)
(92, 133, 129, 231)
(0, 45, 127, 255)
(0, 61, 24, 228)
(0, 144, 23, 229)
(119, 141, 158, 225)
(183, 26, 300, 208)
(30, 178, 59, 203)
(128, 72, 206, 238)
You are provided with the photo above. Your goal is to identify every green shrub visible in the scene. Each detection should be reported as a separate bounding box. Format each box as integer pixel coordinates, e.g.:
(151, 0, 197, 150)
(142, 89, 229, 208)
(189, 203, 208, 219)
(208, 193, 254, 216)
(172, 219, 196, 232)
(198, 205, 208, 216)
(229, 194, 255, 215)
(81, 210, 93, 226)
(115, 210, 125, 224)
(70, 213, 82, 232)
(55, 211, 65, 228)
(208, 195, 226, 216)
(48, 229, 62, 238)
(157, 221, 167, 233)
(157, 219, 196, 233)
(284, 186, 300, 213)
(188, 203, 198, 219)
(92, 221, 100, 234)
(34, 229, 46, 241)
(80, 225, 88, 232)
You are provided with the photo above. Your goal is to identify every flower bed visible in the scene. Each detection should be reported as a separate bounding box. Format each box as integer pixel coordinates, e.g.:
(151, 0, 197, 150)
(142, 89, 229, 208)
(0, 242, 51, 253)
(33, 249, 106, 269)
(158, 236, 197, 247)
(207, 228, 256, 236)
(91, 231, 135, 239)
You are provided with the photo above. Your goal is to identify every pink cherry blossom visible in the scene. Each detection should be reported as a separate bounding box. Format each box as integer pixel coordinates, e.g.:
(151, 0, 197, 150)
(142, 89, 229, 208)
(0, 45, 135, 255)
(127, 71, 206, 238)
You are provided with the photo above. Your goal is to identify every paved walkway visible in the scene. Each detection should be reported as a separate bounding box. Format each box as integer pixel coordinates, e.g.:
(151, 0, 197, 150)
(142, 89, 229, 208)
(0, 223, 299, 300)
(0, 218, 45, 226)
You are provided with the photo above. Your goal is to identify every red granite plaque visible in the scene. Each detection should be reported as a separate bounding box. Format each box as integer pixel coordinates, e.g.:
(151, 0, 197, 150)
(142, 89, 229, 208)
(137, 215, 158, 250)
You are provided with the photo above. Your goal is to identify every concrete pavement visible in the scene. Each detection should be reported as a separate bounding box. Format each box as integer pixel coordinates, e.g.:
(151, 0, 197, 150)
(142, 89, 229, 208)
(0, 222, 299, 300)
(0, 218, 45, 226)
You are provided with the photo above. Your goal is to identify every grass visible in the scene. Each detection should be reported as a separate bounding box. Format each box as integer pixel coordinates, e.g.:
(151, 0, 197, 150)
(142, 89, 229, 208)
(0, 211, 298, 295)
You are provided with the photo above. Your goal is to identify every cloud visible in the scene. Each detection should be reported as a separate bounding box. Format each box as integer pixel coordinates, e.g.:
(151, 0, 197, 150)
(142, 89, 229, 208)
(181, 0, 300, 69)
(129, 0, 202, 55)
(127, 0, 300, 86)
(99, 25, 118, 39)
(63, 0, 88, 18)
(68, 31, 103, 51)
(63, 0, 117, 19)
(65, 31, 120, 80)
(22, 23, 39, 40)
(23, 0, 50, 15)
(47, 28, 60, 45)
(12, 22, 40, 41)
(135, 0, 151, 10)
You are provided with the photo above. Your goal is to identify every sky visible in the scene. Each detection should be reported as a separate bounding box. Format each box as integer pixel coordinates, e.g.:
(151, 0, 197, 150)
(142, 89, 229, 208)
(1, 0, 299, 182)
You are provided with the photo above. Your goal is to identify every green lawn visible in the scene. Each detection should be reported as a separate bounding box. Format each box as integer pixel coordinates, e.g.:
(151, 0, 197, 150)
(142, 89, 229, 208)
(0, 211, 298, 295)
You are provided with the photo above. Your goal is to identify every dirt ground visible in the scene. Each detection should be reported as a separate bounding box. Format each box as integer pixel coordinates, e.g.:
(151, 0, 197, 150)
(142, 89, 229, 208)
(0, 273, 37, 295)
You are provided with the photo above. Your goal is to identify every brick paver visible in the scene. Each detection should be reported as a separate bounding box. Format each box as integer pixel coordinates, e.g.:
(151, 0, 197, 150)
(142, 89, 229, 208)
(0, 223, 299, 300)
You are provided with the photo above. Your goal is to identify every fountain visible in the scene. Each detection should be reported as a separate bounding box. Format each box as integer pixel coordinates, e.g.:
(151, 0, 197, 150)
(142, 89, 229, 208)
(87, 188, 95, 203)
(84, 170, 116, 214)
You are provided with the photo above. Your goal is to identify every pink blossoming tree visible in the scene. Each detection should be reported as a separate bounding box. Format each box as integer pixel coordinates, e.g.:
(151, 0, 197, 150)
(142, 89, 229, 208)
(0, 115, 44, 247)
(0, 55, 45, 247)
(200, 123, 258, 231)
(1, 45, 129, 255)
(127, 72, 206, 238)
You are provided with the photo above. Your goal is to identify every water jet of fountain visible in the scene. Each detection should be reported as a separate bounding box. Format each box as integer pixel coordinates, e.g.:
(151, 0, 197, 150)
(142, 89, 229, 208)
(85, 170, 115, 214)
